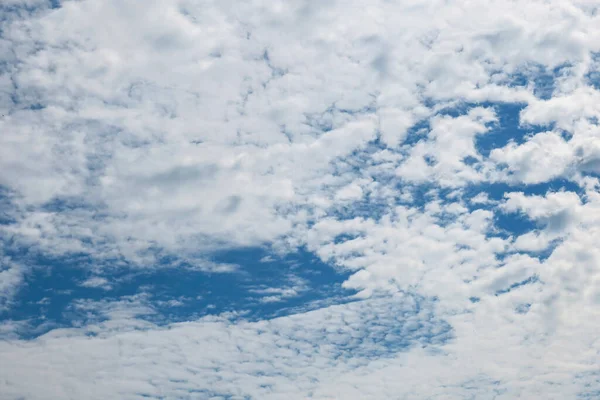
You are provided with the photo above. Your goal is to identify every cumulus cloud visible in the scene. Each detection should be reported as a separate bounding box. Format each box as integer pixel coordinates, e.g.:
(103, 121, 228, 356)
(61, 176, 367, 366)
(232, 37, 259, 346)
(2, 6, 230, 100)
(490, 131, 574, 183)
(1, 0, 598, 261)
(1, 0, 600, 398)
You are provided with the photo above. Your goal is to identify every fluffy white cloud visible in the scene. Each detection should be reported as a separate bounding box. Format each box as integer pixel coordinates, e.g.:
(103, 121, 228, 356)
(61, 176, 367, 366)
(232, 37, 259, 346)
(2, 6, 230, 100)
(396, 107, 498, 186)
(1, 0, 600, 398)
(1, 0, 598, 260)
(490, 131, 574, 183)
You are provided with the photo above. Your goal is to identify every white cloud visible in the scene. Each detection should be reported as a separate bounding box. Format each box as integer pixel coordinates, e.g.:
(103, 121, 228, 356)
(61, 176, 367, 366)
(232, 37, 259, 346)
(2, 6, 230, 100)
(1, 0, 600, 398)
(0, 255, 24, 313)
(502, 191, 582, 233)
(470, 192, 493, 205)
(490, 131, 574, 184)
(80, 276, 112, 291)
(250, 275, 308, 304)
(521, 87, 600, 130)
(0, 0, 597, 261)
(396, 107, 498, 187)
(512, 230, 554, 252)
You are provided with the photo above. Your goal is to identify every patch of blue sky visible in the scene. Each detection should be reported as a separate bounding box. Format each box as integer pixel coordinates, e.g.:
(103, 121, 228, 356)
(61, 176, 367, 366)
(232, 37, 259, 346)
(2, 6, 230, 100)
(585, 70, 600, 90)
(0, 189, 360, 337)
(396, 101, 538, 176)
(0, 246, 357, 339)
(494, 63, 573, 100)
(335, 177, 577, 242)
(438, 376, 507, 399)
(0, 187, 17, 225)
(464, 186, 568, 262)
(514, 303, 531, 314)
(8, 88, 47, 112)
(400, 118, 431, 148)
(530, 67, 564, 100)
(584, 52, 600, 90)
(396, 175, 577, 207)
(493, 212, 536, 241)
(475, 181, 580, 213)
(27, 102, 45, 111)
(337, 98, 582, 226)
(0, 59, 11, 76)
(211, 246, 356, 315)
(329, 233, 363, 246)
(416, 100, 535, 158)
(475, 103, 534, 157)
(39, 195, 94, 214)
(413, 76, 569, 156)
(494, 275, 539, 296)
(464, 179, 583, 204)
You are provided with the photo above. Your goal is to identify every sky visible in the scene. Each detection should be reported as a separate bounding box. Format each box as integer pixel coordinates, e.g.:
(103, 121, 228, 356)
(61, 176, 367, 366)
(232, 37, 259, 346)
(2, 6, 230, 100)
(1, 0, 600, 399)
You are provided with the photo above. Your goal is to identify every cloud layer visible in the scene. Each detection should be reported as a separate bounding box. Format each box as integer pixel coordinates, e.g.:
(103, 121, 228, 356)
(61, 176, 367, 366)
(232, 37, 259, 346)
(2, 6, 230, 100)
(1, 0, 600, 398)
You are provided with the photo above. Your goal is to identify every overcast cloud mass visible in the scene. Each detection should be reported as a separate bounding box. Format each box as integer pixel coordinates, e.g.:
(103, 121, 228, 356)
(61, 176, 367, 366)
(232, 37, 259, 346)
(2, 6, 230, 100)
(1, 0, 600, 398)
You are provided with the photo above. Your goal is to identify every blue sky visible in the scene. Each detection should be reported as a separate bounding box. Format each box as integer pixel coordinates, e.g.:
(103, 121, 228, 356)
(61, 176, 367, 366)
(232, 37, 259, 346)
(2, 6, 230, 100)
(3, 245, 357, 338)
(1, 0, 600, 399)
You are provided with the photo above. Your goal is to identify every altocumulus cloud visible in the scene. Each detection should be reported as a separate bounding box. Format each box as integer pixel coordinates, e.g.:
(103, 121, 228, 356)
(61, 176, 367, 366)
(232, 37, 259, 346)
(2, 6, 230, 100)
(1, 0, 600, 398)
